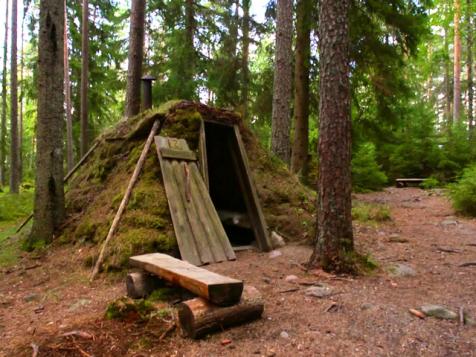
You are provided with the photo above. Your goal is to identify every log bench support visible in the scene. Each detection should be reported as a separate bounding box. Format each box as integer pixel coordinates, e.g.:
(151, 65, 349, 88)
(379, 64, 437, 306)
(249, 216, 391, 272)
(395, 178, 428, 188)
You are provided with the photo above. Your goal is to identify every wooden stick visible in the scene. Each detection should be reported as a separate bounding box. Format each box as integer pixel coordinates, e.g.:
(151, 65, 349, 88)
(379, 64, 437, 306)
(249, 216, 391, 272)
(16, 141, 100, 234)
(90, 119, 162, 281)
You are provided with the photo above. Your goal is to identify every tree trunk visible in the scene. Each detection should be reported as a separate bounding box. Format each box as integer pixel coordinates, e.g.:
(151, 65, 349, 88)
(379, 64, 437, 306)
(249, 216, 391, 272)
(124, 0, 146, 118)
(241, 0, 250, 121)
(270, 0, 293, 164)
(184, 0, 195, 91)
(308, 0, 354, 273)
(290, 0, 312, 179)
(80, 0, 89, 156)
(0, 0, 9, 188)
(444, 26, 452, 127)
(64, 0, 74, 172)
(453, 0, 462, 123)
(10, 0, 19, 193)
(28, 0, 65, 247)
(19, 10, 24, 182)
(467, 0, 474, 133)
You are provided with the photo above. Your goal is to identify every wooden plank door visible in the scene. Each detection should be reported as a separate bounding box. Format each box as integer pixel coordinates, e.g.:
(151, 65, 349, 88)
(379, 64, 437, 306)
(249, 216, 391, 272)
(154, 136, 236, 266)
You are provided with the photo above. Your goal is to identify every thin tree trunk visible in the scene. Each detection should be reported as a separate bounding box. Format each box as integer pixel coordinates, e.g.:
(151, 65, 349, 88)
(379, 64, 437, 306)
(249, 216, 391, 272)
(444, 26, 452, 127)
(80, 0, 89, 156)
(308, 0, 354, 273)
(185, 0, 195, 88)
(241, 0, 250, 121)
(10, 0, 19, 193)
(290, 0, 312, 179)
(0, 0, 9, 187)
(124, 0, 146, 117)
(19, 9, 24, 182)
(271, 0, 293, 164)
(64, 0, 74, 172)
(28, 0, 65, 247)
(467, 0, 474, 133)
(453, 0, 462, 123)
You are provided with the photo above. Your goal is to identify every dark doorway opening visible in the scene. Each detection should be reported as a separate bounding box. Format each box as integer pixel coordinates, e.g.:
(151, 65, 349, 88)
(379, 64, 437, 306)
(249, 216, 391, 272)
(204, 122, 256, 247)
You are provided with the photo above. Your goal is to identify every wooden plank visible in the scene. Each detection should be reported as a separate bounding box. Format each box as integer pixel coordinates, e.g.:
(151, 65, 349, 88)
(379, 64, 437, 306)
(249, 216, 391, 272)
(190, 166, 236, 261)
(232, 126, 272, 251)
(160, 147, 197, 161)
(155, 135, 235, 265)
(155, 136, 202, 266)
(130, 253, 243, 306)
(198, 120, 209, 190)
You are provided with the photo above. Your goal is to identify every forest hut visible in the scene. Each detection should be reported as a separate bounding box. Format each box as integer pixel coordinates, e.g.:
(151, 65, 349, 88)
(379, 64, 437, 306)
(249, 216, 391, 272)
(61, 101, 315, 270)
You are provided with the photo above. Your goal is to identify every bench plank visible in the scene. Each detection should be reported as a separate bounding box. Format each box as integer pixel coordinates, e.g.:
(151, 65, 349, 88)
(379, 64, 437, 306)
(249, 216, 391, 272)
(130, 253, 243, 306)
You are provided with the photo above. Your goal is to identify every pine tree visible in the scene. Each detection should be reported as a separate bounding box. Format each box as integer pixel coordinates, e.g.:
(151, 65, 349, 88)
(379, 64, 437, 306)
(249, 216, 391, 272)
(467, 0, 474, 132)
(28, 0, 65, 247)
(80, 0, 89, 156)
(270, 0, 293, 163)
(290, 0, 312, 179)
(309, 0, 354, 273)
(10, 0, 20, 193)
(0, 0, 9, 188)
(64, 0, 74, 171)
(125, 0, 146, 117)
(453, 0, 462, 122)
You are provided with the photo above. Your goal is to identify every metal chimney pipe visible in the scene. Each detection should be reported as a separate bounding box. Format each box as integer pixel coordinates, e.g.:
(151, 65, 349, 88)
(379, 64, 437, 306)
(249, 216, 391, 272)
(141, 75, 156, 110)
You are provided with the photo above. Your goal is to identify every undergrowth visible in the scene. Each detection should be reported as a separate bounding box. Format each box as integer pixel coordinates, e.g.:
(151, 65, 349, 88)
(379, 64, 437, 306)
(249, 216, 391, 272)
(449, 164, 476, 216)
(352, 202, 392, 224)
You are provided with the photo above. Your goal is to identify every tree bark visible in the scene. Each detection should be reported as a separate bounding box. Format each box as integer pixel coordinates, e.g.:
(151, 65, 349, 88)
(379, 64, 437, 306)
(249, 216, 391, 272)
(184, 0, 195, 87)
(241, 0, 250, 121)
(290, 0, 312, 179)
(271, 0, 293, 164)
(467, 0, 474, 133)
(453, 0, 462, 123)
(0, 0, 9, 188)
(10, 0, 20, 193)
(28, 0, 65, 247)
(308, 0, 354, 273)
(80, 0, 89, 156)
(124, 0, 146, 118)
(19, 11, 24, 183)
(64, 0, 74, 172)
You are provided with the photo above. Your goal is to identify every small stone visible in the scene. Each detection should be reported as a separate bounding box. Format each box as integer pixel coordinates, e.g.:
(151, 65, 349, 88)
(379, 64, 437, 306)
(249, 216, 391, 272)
(361, 303, 374, 310)
(262, 277, 272, 284)
(221, 339, 232, 346)
(253, 350, 260, 355)
(271, 231, 286, 248)
(280, 331, 289, 339)
(388, 234, 409, 243)
(420, 304, 458, 320)
(464, 315, 476, 326)
(284, 275, 298, 282)
(23, 293, 40, 303)
(388, 263, 416, 277)
(266, 349, 276, 357)
(441, 219, 458, 226)
(269, 250, 282, 259)
(305, 284, 333, 298)
(69, 299, 91, 311)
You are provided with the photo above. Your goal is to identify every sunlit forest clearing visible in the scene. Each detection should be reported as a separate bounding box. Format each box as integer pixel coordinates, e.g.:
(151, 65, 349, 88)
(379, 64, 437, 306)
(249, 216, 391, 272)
(0, 0, 476, 356)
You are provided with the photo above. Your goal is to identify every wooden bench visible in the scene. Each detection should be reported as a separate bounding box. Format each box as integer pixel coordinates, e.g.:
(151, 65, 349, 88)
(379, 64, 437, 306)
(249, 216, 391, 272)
(130, 253, 243, 306)
(395, 178, 428, 188)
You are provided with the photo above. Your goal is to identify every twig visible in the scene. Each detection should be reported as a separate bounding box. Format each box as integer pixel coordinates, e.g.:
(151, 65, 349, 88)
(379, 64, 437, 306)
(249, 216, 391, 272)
(90, 119, 163, 281)
(436, 246, 462, 254)
(459, 262, 476, 267)
(159, 323, 176, 340)
(61, 330, 94, 340)
(409, 308, 426, 319)
(459, 307, 464, 325)
(279, 287, 300, 293)
(30, 343, 39, 357)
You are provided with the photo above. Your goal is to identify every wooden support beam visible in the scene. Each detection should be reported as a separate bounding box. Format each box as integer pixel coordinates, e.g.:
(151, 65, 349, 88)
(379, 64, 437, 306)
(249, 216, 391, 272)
(126, 271, 165, 299)
(178, 285, 264, 338)
(129, 253, 243, 306)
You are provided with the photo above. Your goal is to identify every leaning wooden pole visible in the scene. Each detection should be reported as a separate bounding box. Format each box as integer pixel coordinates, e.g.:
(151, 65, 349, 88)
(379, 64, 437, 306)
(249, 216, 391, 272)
(16, 141, 100, 234)
(90, 119, 162, 281)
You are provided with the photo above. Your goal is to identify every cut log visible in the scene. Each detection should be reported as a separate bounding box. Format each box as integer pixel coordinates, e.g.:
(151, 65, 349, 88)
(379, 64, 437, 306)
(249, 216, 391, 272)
(126, 271, 164, 299)
(178, 285, 264, 338)
(130, 253, 243, 306)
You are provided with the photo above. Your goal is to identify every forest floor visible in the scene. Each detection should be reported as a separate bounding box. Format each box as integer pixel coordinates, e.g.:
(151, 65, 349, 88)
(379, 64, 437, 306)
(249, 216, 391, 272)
(1, 187, 476, 356)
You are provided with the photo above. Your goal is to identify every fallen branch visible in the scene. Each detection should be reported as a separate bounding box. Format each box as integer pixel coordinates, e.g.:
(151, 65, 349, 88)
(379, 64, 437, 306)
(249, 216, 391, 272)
(459, 307, 465, 325)
(90, 119, 163, 281)
(16, 141, 100, 234)
(279, 287, 300, 293)
(159, 323, 176, 340)
(459, 262, 476, 267)
(30, 343, 39, 357)
(409, 308, 426, 319)
(61, 330, 94, 340)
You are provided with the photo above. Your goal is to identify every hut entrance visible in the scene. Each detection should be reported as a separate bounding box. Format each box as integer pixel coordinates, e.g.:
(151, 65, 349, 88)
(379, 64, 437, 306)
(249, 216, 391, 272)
(202, 121, 271, 251)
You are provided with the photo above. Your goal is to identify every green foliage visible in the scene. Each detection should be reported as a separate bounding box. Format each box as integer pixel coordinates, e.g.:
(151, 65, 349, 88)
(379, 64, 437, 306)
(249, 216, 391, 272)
(420, 177, 440, 189)
(0, 190, 33, 222)
(352, 143, 387, 192)
(352, 202, 392, 223)
(105, 297, 155, 321)
(449, 164, 476, 216)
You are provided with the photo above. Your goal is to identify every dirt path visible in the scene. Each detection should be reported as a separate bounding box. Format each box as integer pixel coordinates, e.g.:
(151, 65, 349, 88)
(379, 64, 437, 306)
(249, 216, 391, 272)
(1, 188, 476, 356)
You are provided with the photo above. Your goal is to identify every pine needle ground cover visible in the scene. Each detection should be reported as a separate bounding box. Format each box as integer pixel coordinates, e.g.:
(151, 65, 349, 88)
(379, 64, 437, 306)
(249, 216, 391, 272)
(61, 101, 315, 270)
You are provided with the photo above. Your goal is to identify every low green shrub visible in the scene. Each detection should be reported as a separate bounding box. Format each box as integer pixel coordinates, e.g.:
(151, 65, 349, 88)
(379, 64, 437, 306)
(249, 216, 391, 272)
(352, 202, 392, 223)
(420, 176, 440, 189)
(449, 164, 476, 216)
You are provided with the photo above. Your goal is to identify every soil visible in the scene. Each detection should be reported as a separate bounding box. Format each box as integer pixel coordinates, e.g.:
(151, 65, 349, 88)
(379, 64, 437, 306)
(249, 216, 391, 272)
(1, 187, 476, 356)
